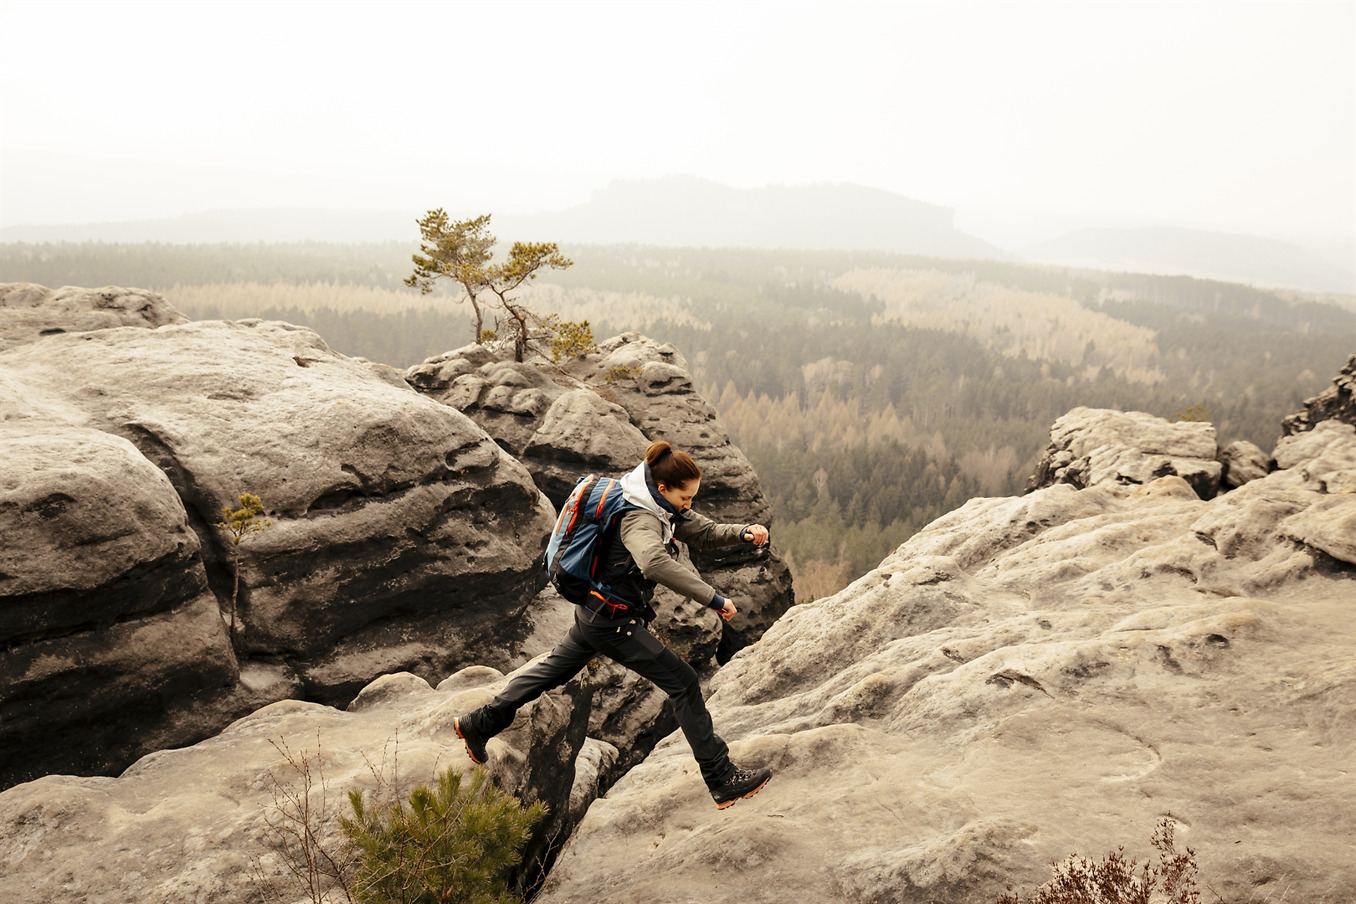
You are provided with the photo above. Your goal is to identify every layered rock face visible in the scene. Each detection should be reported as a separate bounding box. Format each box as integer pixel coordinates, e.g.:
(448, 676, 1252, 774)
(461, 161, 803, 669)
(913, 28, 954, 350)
(1, 286, 555, 788)
(535, 411, 1356, 904)
(407, 332, 795, 663)
(1282, 351, 1356, 435)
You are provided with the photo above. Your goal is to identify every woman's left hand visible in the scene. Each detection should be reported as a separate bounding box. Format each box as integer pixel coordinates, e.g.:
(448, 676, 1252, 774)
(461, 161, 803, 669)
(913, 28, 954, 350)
(742, 524, 769, 546)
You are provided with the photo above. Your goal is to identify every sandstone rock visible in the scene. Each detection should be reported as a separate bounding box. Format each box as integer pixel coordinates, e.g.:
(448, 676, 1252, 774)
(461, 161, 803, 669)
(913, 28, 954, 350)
(408, 333, 795, 663)
(1281, 352, 1356, 435)
(1219, 438, 1271, 487)
(536, 436, 1355, 903)
(0, 666, 592, 904)
(2, 291, 558, 787)
(0, 283, 188, 351)
(1272, 418, 1356, 494)
(568, 738, 619, 825)
(0, 374, 240, 788)
(3, 318, 553, 688)
(1026, 406, 1222, 498)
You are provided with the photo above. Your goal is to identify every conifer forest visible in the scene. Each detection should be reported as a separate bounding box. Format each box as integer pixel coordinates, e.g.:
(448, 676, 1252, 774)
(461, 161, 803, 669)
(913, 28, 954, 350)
(5, 241, 1352, 598)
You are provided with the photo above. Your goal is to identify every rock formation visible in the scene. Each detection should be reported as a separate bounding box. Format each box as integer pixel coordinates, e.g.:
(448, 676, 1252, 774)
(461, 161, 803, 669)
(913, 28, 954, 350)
(1282, 351, 1356, 435)
(0, 283, 188, 351)
(407, 332, 795, 663)
(1218, 438, 1271, 488)
(1026, 406, 1223, 498)
(535, 406, 1356, 904)
(1, 286, 556, 788)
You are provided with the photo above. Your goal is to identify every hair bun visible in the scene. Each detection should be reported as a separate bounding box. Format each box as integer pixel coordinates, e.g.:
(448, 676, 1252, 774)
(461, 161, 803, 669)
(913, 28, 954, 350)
(645, 440, 673, 465)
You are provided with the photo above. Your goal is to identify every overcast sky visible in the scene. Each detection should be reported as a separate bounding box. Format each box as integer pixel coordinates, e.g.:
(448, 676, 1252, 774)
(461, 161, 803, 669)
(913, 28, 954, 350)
(2, 0, 1353, 245)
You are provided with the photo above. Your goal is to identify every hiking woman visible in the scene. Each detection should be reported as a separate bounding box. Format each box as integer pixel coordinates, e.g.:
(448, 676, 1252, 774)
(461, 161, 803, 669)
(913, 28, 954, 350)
(454, 440, 773, 810)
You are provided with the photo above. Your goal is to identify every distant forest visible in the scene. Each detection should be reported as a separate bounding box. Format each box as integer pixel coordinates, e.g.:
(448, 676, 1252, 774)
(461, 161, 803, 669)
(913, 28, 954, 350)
(4, 240, 1353, 598)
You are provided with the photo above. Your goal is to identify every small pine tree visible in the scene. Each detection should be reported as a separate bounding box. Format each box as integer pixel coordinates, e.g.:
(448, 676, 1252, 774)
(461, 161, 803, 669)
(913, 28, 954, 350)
(217, 493, 272, 638)
(546, 317, 596, 362)
(341, 766, 546, 904)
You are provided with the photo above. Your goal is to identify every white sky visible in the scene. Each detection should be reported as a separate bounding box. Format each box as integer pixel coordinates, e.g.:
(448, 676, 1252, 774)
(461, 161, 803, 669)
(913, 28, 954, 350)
(2, 0, 1353, 243)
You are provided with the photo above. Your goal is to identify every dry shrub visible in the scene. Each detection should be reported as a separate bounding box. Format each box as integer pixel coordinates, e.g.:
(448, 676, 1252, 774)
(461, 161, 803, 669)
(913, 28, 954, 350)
(996, 819, 1201, 904)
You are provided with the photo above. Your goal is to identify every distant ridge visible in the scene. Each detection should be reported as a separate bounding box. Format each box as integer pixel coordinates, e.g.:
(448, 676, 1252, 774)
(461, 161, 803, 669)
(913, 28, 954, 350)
(0, 178, 999, 260)
(498, 176, 1000, 258)
(1023, 225, 1356, 295)
(0, 208, 420, 245)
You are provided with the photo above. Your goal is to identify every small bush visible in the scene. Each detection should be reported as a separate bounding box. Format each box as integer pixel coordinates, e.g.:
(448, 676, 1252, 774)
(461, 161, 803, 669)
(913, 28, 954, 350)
(604, 364, 642, 384)
(1170, 404, 1212, 423)
(341, 766, 546, 904)
(996, 818, 1200, 904)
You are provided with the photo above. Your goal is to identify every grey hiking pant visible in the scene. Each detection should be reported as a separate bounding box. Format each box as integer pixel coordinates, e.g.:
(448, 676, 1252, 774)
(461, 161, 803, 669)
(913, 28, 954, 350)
(467, 609, 735, 788)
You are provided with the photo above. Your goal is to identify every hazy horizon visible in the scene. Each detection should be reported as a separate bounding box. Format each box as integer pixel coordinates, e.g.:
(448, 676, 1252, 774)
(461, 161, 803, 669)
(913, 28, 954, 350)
(2, 0, 1353, 252)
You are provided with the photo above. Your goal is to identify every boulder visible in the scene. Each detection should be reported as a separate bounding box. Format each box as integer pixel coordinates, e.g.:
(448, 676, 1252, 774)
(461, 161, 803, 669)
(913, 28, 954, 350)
(0, 283, 188, 351)
(1281, 352, 1356, 435)
(408, 333, 795, 664)
(0, 666, 593, 904)
(1218, 438, 1271, 487)
(1026, 406, 1222, 498)
(1272, 418, 1356, 494)
(534, 421, 1355, 904)
(1, 287, 557, 788)
(0, 370, 241, 788)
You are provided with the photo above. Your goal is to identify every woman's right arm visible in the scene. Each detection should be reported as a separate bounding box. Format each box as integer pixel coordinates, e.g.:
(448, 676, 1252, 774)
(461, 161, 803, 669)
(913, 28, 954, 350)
(618, 510, 721, 606)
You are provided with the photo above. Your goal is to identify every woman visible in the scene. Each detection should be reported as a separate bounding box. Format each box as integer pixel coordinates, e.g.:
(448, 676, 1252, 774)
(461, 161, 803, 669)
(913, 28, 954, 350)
(454, 440, 772, 810)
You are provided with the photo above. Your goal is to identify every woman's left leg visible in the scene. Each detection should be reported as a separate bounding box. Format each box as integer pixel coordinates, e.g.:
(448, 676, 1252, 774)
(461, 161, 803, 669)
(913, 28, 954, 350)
(585, 617, 735, 788)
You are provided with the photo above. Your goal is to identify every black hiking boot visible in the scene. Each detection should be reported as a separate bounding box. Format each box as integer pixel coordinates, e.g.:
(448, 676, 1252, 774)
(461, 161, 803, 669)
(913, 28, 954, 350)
(453, 716, 488, 765)
(711, 766, 772, 810)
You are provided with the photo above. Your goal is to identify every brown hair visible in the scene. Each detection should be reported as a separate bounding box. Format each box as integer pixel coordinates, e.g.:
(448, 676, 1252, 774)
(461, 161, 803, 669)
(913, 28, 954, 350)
(646, 440, 701, 488)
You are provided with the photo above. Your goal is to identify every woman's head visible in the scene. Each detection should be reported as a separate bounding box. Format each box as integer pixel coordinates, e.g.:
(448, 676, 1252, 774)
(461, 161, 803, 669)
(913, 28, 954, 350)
(646, 440, 701, 511)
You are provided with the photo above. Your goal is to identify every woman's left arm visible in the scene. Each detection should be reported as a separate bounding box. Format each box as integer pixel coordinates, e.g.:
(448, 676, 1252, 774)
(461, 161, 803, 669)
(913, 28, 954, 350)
(675, 510, 768, 549)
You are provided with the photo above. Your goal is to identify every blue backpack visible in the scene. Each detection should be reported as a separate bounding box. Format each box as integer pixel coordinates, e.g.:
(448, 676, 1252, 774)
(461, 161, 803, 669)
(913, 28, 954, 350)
(544, 475, 641, 614)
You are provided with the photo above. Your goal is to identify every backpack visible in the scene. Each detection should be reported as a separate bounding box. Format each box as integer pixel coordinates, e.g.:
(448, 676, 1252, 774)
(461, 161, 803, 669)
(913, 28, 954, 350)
(544, 475, 641, 614)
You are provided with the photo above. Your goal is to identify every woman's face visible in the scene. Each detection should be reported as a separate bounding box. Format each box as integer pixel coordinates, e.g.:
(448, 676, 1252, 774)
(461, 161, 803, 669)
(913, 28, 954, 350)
(657, 478, 700, 512)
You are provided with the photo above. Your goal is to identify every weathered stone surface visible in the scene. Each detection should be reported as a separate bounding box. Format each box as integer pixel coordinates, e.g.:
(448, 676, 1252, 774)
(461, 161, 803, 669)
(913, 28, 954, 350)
(1026, 406, 1222, 498)
(568, 738, 619, 825)
(1219, 438, 1271, 487)
(3, 317, 553, 685)
(0, 283, 188, 351)
(0, 373, 241, 788)
(408, 333, 795, 663)
(1282, 352, 1356, 435)
(1, 287, 557, 787)
(0, 666, 591, 904)
(1272, 418, 1356, 494)
(536, 428, 1354, 904)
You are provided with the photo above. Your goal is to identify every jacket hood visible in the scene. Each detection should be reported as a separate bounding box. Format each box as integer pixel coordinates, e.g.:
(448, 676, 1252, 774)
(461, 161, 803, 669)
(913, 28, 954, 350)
(619, 461, 683, 543)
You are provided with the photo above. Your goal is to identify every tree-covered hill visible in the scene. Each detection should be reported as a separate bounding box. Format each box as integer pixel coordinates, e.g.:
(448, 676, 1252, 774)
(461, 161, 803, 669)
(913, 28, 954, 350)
(3, 240, 1351, 598)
